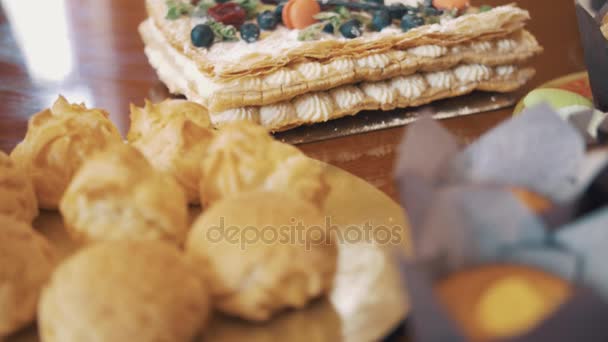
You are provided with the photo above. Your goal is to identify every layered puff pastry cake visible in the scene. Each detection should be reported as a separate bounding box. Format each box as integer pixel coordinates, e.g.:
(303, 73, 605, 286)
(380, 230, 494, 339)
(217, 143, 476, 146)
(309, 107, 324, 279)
(10, 96, 122, 209)
(38, 241, 210, 342)
(0, 151, 38, 223)
(128, 99, 216, 204)
(140, 0, 542, 131)
(199, 121, 329, 207)
(186, 191, 337, 321)
(0, 216, 55, 337)
(59, 143, 189, 245)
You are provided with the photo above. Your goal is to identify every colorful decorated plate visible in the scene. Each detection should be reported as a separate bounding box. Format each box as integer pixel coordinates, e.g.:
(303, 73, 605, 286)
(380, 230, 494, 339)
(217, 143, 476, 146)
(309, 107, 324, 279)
(513, 71, 592, 115)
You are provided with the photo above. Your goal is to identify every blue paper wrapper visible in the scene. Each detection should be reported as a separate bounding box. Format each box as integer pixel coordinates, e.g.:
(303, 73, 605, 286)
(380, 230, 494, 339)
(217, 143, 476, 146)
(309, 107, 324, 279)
(576, 0, 608, 111)
(394, 104, 608, 341)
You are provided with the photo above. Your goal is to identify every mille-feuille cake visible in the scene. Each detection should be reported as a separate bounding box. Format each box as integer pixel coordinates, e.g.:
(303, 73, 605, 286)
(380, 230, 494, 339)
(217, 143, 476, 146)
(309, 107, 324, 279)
(140, 0, 542, 131)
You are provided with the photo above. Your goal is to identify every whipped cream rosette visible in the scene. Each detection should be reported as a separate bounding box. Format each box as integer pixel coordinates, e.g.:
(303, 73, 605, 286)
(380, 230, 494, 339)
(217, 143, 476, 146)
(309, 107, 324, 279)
(140, 0, 542, 131)
(393, 104, 608, 341)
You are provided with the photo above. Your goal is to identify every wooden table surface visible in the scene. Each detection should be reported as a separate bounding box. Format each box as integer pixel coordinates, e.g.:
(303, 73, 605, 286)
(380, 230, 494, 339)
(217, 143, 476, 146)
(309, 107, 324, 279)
(0, 0, 584, 202)
(0, 1, 586, 341)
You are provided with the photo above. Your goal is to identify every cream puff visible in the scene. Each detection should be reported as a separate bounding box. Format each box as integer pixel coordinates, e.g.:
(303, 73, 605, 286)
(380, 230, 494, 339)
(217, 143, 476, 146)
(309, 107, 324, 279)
(128, 99, 215, 204)
(0, 151, 38, 223)
(10, 96, 122, 209)
(59, 143, 189, 245)
(38, 240, 210, 342)
(199, 122, 329, 208)
(0, 215, 55, 337)
(186, 191, 337, 321)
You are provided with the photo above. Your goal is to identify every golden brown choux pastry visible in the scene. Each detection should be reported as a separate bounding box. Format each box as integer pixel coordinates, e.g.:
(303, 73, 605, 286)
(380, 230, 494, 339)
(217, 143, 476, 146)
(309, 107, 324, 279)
(0, 215, 55, 337)
(435, 264, 571, 341)
(199, 122, 329, 208)
(186, 191, 337, 321)
(10, 96, 122, 209)
(38, 241, 210, 342)
(0, 151, 38, 223)
(127, 99, 211, 141)
(59, 143, 189, 245)
(128, 99, 215, 204)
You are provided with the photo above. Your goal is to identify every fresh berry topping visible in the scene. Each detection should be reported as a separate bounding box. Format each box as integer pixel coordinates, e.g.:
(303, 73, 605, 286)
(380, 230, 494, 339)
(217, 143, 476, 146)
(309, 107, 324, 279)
(275, 3, 285, 23)
(191, 24, 215, 48)
(283, 0, 321, 29)
(339, 19, 362, 39)
(400, 13, 424, 32)
(208, 3, 247, 27)
(257, 10, 278, 30)
(240, 23, 260, 43)
(422, 5, 443, 16)
(432, 0, 470, 10)
(388, 3, 414, 20)
(323, 22, 334, 34)
(371, 9, 391, 31)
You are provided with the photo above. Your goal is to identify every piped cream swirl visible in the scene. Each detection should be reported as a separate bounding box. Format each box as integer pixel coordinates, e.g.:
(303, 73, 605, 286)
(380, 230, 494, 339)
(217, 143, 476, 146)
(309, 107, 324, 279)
(259, 103, 297, 128)
(330, 86, 367, 108)
(326, 58, 355, 73)
(497, 39, 518, 53)
(212, 107, 260, 125)
(356, 53, 391, 69)
(391, 75, 428, 99)
(295, 62, 324, 80)
(470, 41, 493, 53)
(425, 71, 455, 90)
(293, 93, 335, 122)
(407, 45, 448, 58)
(453, 64, 492, 83)
(495, 65, 516, 77)
(264, 69, 302, 86)
(362, 82, 395, 104)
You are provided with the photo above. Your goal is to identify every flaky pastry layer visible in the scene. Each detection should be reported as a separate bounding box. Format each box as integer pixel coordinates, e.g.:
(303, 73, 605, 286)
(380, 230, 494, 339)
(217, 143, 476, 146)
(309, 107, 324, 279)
(145, 0, 533, 79)
(141, 18, 541, 112)
(204, 65, 535, 132)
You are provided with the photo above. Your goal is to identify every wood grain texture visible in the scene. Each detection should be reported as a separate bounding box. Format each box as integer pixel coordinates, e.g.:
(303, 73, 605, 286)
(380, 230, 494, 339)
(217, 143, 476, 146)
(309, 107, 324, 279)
(0, 0, 584, 204)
